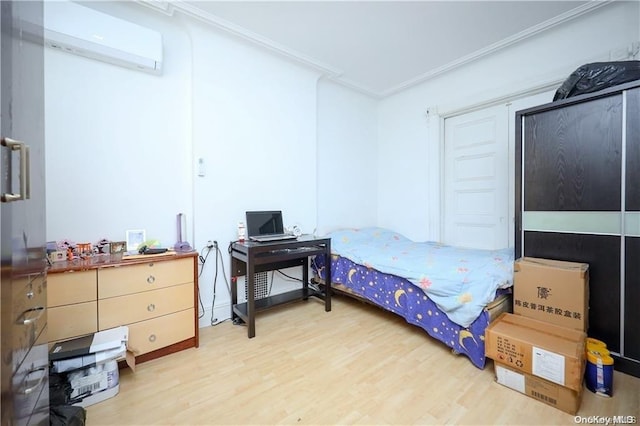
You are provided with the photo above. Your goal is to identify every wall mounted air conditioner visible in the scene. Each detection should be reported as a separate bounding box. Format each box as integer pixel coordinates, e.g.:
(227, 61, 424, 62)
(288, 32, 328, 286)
(43, 1, 163, 74)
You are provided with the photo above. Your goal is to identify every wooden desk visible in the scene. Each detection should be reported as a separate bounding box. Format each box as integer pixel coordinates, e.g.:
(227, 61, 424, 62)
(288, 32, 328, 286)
(230, 236, 331, 338)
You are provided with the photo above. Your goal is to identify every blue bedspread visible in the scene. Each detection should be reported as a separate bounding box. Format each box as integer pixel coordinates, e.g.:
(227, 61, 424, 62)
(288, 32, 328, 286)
(326, 228, 514, 328)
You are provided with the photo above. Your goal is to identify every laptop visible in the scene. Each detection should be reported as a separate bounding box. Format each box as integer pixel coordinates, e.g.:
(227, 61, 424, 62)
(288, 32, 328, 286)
(246, 210, 297, 242)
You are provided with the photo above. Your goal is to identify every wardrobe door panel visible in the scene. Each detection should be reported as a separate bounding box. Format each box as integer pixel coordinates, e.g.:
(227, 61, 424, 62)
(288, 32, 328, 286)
(626, 88, 640, 211)
(625, 88, 640, 361)
(523, 96, 622, 212)
(523, 231, 621, 352)
(625, 237, 640, 360)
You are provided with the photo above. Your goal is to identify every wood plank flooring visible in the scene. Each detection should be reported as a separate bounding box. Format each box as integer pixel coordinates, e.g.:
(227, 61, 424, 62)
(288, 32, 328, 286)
(86, 296, 640, 425)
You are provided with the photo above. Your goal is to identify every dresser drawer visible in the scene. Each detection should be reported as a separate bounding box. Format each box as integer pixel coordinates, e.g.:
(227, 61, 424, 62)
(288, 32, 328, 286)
(128, 309, 194, 356)
(98, 257, 193, 298)
(24, 382, 49, 426)
(12, 333, 48, 426)
(12, 273, 46, 320)
(98, 283, 194, 329)
(48, 302, 97, 343)
(48, 270, 96, 307)
(11, 274, 47, 370)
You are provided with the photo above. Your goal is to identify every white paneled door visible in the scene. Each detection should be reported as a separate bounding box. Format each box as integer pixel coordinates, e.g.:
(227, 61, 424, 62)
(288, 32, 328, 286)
(442, 90, 556, 250)
(443, 104, 508, 249)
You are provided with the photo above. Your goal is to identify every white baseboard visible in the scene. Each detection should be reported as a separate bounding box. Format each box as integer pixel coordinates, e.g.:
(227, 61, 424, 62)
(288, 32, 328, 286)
(198, 301, 231, 328)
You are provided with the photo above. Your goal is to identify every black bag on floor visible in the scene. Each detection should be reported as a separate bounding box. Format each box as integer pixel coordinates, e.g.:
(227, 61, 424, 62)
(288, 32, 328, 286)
(49, 373, 72, 406)
(553, 61, 640, 101)
(49, 372, 86, 425)
(50, 405, 86, 426)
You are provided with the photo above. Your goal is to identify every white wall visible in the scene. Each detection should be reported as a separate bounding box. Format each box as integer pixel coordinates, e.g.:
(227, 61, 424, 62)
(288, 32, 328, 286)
(45, 1, 192, 246)
(187, 18, 322, 325)
(44, 3, 326, 327)
(316, 79, 378, 235)
(377, 1, 640, 242)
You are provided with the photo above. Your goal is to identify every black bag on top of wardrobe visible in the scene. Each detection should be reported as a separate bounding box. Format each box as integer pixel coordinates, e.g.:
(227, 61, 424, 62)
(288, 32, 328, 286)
(553, 60, 640, 101)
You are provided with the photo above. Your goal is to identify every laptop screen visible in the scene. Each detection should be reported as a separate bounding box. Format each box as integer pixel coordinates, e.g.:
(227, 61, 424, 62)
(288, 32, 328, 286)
(246, 211, 285, 237)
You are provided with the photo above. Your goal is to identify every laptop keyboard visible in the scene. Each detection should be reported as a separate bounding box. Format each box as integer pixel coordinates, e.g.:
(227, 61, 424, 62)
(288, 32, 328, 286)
(250, 234, 297, 242)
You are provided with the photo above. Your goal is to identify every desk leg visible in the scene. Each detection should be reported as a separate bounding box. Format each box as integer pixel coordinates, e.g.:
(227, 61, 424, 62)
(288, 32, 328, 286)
(247, 261, 256, 338)
(302, 257, 309, 299)
(230, 255, 238, 322)
(325, 243, 332, 312)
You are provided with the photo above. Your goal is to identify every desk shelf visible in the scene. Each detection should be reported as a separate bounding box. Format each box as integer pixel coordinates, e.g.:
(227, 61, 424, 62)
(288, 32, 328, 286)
(232, 288, 325, 323)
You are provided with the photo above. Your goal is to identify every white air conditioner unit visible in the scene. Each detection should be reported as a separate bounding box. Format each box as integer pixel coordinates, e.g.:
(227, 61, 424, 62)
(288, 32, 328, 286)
(43, 1, 163, 74)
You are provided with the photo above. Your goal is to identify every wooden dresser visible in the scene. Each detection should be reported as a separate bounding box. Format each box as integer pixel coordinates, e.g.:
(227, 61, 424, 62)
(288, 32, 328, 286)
(47, 251, 199, 363)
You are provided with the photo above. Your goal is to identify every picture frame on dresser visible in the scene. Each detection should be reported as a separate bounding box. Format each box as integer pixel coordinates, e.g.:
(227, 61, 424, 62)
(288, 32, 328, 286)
(125, 229, 146, 252)
(109, 241, 126, 254)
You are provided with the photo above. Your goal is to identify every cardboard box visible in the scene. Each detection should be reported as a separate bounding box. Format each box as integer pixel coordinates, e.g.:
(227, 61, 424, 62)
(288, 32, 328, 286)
(494, 362, 583, 415)
(68, 359, 120, 408)
(513, 257, 589, 331)
(485, 313, 586, 391)
(73, 385, 119, 408)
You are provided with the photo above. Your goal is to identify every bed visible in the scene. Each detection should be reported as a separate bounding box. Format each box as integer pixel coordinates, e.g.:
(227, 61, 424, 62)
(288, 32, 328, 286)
(311, 227, 514, 369)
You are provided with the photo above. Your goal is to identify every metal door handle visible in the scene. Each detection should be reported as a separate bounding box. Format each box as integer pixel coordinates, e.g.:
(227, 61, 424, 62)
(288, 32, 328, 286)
(1, 137, 30, 202)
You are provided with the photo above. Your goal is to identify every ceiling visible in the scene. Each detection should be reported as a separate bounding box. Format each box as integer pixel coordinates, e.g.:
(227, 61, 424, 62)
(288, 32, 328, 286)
(146, 1, 599, 98)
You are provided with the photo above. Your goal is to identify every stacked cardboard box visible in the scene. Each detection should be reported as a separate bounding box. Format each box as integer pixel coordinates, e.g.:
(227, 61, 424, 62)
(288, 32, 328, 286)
(486, 313, 587, 414)
(485, 257, 589, 415)
(513, 257, 589, 332)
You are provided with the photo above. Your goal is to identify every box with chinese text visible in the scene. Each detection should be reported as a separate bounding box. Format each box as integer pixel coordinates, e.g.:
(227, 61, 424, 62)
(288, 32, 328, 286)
(513, 257, 589, 331)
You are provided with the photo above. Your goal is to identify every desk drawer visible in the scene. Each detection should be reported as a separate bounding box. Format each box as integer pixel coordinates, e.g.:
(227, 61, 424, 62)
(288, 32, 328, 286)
(48, 302, 97, 342)
(48, 270, 96, 307)
(98, 283, 194, 329)
(98, 258, 193, 298)
(128, 309, 194, 356)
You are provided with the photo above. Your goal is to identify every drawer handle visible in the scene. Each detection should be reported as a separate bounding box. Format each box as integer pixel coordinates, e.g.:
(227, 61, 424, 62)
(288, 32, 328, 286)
(20, 366, 47, 395)
(147, 275, 155, 284)
(148, 334, 156, 342)
(26, 290, 34, 299)
(19, 306, 45, 325)
(147, 303, 155, 312)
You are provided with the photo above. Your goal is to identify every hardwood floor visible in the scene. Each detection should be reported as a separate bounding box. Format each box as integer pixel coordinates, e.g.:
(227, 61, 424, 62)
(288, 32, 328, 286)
(86, 296, 640, 425)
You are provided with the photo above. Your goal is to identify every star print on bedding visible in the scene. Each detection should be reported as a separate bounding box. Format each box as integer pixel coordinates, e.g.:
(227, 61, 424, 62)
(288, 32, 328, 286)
(327, 227, 514, 328)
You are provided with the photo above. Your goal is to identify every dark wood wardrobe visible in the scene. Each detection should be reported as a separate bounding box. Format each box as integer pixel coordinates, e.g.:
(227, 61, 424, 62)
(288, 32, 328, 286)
(515, 80, 640, 378)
